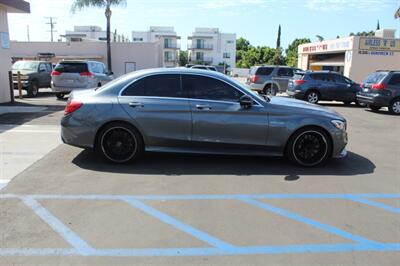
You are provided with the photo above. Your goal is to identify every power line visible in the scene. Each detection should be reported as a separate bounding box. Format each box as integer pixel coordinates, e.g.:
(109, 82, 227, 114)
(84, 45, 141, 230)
(45, 17, 57, 42)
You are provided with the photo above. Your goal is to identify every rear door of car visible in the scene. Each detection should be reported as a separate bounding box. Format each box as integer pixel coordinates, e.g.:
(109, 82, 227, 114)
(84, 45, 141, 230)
(38, 63, 49, 87)
(52, 62, 90, 89)
(118, 74, 192, 147)
(333, 74, 357, 101)
(183, 74, 268, 149)
(273, 67, 294, 92)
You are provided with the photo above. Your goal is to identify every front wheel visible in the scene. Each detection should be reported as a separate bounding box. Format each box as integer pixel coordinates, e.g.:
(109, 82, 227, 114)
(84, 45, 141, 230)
(305, 91, 320, 104)
(263, 85, 277, 96)
(286, 127, 332, 167)
(389, 99, 400, 115)
(27, 81, 39, 98)
(96, 123, 144, 163)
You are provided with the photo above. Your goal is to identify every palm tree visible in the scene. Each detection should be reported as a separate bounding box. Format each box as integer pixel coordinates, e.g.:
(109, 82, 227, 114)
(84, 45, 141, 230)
(71, 0, 126, 72)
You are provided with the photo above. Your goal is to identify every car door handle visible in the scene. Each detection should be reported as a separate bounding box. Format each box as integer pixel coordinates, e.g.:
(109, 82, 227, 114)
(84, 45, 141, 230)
(195, 104, 212, 110)
(129, 102, 144, 108)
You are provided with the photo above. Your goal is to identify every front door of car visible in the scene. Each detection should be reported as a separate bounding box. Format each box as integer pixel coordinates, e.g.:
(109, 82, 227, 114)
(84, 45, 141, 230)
(273, 68, 294, 92)
(38, 63, 50, 87)
(118, 74, 192, 147)
(333, 74, 357, 101)
(182, 74, 268, 150)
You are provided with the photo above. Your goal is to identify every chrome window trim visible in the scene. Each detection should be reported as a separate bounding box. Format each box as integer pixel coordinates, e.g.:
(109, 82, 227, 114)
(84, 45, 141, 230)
(118, 72, 263, 107)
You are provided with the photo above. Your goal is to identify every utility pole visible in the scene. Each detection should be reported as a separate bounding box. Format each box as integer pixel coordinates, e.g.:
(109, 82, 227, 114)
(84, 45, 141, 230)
(26, 25, 30, 42)
(45, 17, 57, 42)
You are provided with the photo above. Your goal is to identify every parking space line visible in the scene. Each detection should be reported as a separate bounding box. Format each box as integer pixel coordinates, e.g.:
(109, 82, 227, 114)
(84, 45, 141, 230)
(345, 196, 400, 213)
(239, 197, 380, 246)
(123, 197, 237, 251)
(21, 196, 95, 256)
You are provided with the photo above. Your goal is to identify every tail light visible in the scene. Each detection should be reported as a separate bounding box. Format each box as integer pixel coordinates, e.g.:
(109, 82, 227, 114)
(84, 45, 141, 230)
(64, 100, 83, 115)
(371, 83, 387, 90)
(360, 82, 364, 88)
(80, 71, 94, 77)
(294, 79, 306, 85)
(51, 70, 61, 76)
(250, 75, 260, 83)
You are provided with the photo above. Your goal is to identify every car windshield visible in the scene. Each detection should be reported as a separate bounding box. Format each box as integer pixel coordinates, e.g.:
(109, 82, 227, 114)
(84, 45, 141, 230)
(12, 61, 39, 71)
(228, 76, 267, 102)
(363, 72, 388, 83)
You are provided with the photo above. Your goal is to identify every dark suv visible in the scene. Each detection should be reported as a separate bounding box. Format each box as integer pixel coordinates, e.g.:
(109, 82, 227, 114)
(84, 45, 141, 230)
(287, 71, 361, 105)
(357, 71, 400, 115)
(12, 60, 52, 97)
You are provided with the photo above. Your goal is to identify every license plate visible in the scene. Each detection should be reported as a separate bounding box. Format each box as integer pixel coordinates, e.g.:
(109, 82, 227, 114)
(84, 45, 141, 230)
(63, 79, 74, 84)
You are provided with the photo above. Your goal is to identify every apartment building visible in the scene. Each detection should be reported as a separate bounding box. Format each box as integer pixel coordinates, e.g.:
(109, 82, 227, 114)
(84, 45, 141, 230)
(188, 28, 236, 67)
(62, 26, 125, 42)
(132, 26, 180, 67)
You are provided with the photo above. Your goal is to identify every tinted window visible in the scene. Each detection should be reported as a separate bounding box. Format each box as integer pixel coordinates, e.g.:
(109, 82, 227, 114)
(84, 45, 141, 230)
(256, 67, 274, 76)
(363, 72, 387, 84)
(54, 62, 88, 73)
(45, 63, 52, 72)
(122, 74, 183, 97)
(388, 74, 400, 85)
(310, 73, 324, 81)
(277, 68, 293, 77)
(39, 63, 47, 72)
(90, 62, 105, 74)
(183, 75, 243, 102)
(335, 75, 348, 84)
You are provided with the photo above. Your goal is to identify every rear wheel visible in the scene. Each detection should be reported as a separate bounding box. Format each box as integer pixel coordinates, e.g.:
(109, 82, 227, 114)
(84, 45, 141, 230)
(369, 105, 381, 111)
(389, 98, 400, 115)
(343, 101, 352, 106)
(96, 122, 144, 163)
(27, 81, 39, 98)
(286, 127, 332, 167)
(55, 93, 64, 100)
(263, 84, 277, 96)
(305, 91, 320, 104)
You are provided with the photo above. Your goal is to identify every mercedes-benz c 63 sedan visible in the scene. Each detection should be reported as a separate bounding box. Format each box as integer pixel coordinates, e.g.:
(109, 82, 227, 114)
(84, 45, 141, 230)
(61, 68, 348, 167)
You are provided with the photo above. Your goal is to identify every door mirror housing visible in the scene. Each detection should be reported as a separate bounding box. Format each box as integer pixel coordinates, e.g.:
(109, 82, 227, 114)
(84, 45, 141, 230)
(107, 71, 114, 76)
(239, 95, 253, 109)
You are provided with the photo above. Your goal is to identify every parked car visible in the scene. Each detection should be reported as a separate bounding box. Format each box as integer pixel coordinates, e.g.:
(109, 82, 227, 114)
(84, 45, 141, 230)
(287, 71, 362, 105)
(61, 68, 348, 167)
(357, 70, 400, 115)
(12, 60, 52, 97)
(246, 65, 302, 96)
(190, 65, 217, 71)
(51, 60, 113, 99)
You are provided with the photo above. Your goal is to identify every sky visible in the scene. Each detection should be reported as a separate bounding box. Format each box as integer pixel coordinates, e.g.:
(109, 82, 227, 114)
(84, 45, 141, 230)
(8, 0, 400, 49)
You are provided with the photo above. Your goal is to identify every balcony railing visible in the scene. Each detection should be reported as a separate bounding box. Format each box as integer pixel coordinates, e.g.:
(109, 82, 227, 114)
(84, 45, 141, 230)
(164, 43, 180, 49)
(188, 43, 213, 50)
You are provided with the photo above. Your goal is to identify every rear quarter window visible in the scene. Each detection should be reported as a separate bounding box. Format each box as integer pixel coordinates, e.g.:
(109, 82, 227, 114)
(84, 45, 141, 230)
(363, 72, 388, 84)
(388, 74, 400, 86)
(54, 63, 88, 73)
(256, 67, 274, 76)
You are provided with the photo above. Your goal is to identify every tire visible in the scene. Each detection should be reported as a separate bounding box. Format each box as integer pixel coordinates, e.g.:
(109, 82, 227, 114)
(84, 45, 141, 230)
(388, 98, 400, 115)
(286, 127, 332, 167)
(56, 93, 64, 100)
(305, 91, 320, 104)
(369, 105, 381, 111)
(27, 81, 39, 98)
(343, 101, 352, 106)
(263, 84, 277, 96)
(96, 122, 144, 163)
(355, 100, 366, 107)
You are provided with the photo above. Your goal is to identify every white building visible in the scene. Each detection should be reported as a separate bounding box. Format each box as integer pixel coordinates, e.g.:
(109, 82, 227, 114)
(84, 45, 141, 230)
(298, 29, 400, 83)
(62, 26, 125, 43)
(132, 26, 180, 67)
(188, 28, 236, 68)
(0, 0, 30, 103)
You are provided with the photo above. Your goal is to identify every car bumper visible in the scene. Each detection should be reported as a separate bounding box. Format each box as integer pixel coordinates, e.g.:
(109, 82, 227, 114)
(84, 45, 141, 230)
(13, 81, 29, 89)
(286, 90, 305, 99)
(331, 129, 348, 159)
(52, 82, 95, 93)
(61, 115, 96, 149)
(247, 83, 264, 92)
(356, 94, 390, 107)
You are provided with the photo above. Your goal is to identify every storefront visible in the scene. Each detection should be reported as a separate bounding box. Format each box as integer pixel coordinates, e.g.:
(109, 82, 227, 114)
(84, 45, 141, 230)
(0, 0, 30, 103)
(298, 29, 400, 83)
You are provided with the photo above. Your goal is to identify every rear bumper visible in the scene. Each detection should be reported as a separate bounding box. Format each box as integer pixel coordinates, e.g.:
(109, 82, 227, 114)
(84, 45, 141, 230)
(61, 115, 96, 149)
(52, 83, 94, 93)
(356, 94, 390, 107)
(286, 90, 305, 99)
(247, 83, 264, 92)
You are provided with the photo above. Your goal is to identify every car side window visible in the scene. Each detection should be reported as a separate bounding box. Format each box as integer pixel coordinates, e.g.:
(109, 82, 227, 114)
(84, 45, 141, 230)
(335, 75, 347, 84)
(45, 63, 52, 72)
(39, 63, 47, 72)
(182, 75, 243, 102)
(277, 68, 293, 77)
(388, 74, 400, 86)
(122, 74, 183, 98)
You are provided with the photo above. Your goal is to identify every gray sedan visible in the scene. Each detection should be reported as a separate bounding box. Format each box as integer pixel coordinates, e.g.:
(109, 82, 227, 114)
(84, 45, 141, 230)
(61, 68, 348, 166)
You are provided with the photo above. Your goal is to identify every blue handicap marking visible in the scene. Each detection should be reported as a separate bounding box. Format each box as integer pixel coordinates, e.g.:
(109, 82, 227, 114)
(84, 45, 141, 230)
(0, 193, 399, 257)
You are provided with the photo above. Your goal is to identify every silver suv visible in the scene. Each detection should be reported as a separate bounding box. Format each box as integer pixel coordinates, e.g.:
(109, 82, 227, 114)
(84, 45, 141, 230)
(246, 65, 302, 96)
(51, 60, 113, 99)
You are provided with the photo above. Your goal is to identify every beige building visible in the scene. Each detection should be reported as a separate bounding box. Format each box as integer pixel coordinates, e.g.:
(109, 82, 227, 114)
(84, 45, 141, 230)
(10, 41, 162, 78)
(0, 0, 30, 103)
(298, 29, 400, 83)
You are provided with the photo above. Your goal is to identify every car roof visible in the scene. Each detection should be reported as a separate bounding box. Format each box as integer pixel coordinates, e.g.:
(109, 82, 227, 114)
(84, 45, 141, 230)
(58, 60, 101, 64)
(14, 60, 49, 63)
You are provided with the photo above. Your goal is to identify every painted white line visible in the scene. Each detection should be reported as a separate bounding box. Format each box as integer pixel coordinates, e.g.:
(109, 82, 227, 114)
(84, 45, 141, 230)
(0, 130, 59, 133)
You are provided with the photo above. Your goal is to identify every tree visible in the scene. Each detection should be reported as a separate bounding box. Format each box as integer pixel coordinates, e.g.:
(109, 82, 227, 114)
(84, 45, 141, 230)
(349, 31, 374, 36)
(179, 50, 188, 66)
(236, 37, 251, 51)
(276, 24, 281, 49)
(71, 0, 126, 72)
(270, 47, 285, 65)
(376, 20, 380, 30)
(285, 38, 311, 67)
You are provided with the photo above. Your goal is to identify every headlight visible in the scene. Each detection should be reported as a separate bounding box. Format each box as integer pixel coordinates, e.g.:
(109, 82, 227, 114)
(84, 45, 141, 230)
(331, 120, 346, 131)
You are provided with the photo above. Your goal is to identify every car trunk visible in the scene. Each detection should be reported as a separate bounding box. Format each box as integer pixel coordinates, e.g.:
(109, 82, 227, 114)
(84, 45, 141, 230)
(53, 62, 92, 89)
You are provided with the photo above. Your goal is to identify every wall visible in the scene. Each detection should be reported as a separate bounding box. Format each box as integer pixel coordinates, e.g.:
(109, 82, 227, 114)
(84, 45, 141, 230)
(10, 41, 162, 77)
(0, 6, 11, 103)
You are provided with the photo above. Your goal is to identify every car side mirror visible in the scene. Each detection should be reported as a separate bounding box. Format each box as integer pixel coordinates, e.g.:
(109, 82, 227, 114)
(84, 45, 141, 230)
(239, 95, 253, 109)
(107, 71, 114, 76)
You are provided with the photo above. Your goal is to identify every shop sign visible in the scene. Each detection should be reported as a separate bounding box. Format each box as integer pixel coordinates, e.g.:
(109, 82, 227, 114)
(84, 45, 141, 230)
(302, 44, 328, 52)
(358, 50, 394, 56)
(359, 37, 400, 52)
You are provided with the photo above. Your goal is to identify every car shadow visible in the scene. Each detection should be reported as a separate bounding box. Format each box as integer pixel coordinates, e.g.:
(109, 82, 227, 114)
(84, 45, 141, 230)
(72, 150, 375, 177)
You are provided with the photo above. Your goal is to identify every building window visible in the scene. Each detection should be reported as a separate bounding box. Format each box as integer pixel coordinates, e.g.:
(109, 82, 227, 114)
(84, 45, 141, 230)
(196, 52, 204, 61)
(226, 40, 234, 44)
(133, 37, 143, 41)
(164, 38, 173, 48)
(223, 52, 231, 59)
(164, 51, 173, 61)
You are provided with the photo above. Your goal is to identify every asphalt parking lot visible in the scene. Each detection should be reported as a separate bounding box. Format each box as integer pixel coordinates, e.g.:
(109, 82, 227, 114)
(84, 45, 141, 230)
(0, 93, 399, 265)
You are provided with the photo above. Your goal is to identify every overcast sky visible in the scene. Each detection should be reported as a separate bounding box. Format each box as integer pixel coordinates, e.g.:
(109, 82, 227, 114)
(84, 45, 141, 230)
(8, 0, 400, 49)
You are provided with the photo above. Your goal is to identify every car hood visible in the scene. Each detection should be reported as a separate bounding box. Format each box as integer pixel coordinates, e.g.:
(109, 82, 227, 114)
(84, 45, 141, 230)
(11, 69, 36, 75)
(269, 96, 345, 120)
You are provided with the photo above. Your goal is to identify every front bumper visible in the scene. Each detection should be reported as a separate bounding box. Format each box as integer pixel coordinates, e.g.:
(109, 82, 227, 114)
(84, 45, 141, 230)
(12, 81, 29, 89)
(331, 129, 348, 159)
